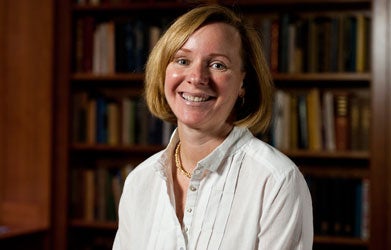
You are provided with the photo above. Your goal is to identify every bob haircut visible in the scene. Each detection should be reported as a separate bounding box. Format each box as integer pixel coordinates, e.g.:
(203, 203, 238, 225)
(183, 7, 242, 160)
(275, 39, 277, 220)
(144, 4, 274, 134)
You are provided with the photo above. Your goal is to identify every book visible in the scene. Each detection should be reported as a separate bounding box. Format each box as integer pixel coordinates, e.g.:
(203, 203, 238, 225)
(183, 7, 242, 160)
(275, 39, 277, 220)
(306, 16, 319, 73)
(72, 92, 88, 143)
(87, 98, 97, 144)
(358, 92, 370, 150)
(149, 25, 161, 53)
(334, 92, 350, 150)
(135, 98, 149, 145)
(270, 18, 279, 73)
(121, 97, 130, 145)
(259, 17, 272, 68)
(123, 21, 136, 72)
(96, 166, 108, 221)
(349, 93, 361, 150)
(278, 14, 290, 73)
(84, 169, 95, 221)
(361, 178, 370, 239)
(133, 20, 147, 72)
(306, 88, 322, 150)
(75, 18, 84, 72)
(344, 15, 357, 72)
(82, 16, 95, 72)
(115, 20, 129, 73)
(329, 16, 340, 72)
(322, 91, 336, 151)
(107, 100, 120, 145)
(297, 93, 309, 149)
(93, 21, 115, 74)
(355, 14, 370, 72)
(307, 176, 369, 238)
(96, 97, 108, 144)
(289, 94, 299, 150)
(271, 90, 287, 149)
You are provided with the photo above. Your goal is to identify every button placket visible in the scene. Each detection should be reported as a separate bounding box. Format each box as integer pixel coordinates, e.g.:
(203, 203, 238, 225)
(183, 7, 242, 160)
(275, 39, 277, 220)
(182, 177, 201, 243)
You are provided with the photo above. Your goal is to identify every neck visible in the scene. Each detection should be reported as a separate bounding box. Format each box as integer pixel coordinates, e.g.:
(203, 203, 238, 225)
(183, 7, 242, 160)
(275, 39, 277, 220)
(176, 124, 233, 171)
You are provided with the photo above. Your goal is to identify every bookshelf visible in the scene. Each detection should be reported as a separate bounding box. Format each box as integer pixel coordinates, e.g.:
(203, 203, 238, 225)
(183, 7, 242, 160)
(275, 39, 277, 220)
(50, 0, 391, 250)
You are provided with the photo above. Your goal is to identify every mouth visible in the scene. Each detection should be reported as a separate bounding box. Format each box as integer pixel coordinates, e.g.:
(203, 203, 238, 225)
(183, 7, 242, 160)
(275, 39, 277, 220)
(180, 92, 213, 103)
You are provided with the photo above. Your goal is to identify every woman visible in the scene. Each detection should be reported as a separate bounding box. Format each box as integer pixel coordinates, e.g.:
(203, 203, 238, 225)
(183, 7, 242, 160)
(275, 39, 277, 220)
(113, 5, 313, 250)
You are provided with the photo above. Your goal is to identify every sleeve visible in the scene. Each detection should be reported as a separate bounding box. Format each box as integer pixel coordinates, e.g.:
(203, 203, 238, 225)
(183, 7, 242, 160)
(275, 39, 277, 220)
(258, 169, 313, 250)
(112, 178, 132, 250)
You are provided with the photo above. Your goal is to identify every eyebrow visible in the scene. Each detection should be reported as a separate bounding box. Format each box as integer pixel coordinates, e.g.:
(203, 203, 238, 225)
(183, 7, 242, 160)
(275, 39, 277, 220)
(175, 48, 232, 63)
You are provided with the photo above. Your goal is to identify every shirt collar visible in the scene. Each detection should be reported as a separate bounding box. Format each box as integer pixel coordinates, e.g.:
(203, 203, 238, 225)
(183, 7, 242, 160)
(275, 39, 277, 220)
(198, 126, 252, 172)
(156, 126, 253, 176)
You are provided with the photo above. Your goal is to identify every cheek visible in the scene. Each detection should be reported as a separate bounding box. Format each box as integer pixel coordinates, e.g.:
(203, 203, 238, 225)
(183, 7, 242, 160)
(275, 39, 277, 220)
(217, 76, 243, 98)
(164, 68, 174, 96)
(164, 66, 181, 92)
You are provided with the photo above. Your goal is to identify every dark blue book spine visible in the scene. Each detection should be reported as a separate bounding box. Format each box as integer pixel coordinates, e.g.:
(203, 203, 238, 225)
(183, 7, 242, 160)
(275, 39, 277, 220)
(96, 97, 107, 144)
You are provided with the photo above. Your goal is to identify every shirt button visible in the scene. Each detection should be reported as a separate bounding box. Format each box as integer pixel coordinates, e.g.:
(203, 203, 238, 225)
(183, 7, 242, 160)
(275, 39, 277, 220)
(194, 169, 201, 175)
(187, 208, 192, 213)
(189, 186, 197, 191)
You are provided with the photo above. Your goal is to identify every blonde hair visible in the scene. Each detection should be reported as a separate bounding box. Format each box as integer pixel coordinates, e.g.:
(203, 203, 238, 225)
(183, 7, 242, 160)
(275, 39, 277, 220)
(144, 4, 274, 134)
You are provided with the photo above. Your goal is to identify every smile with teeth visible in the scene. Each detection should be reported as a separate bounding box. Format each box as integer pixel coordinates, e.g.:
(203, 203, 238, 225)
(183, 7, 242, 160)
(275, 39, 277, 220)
(181, 92, 211, 102)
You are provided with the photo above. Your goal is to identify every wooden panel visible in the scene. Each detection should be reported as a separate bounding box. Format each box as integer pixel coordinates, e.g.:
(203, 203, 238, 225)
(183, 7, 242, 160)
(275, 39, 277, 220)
(52, 0, 72, 249)
(0, 0, 5, 226)
(386, 2, 391, 249)
(0, 0, 54, 230)
(370, 0, 390, 249)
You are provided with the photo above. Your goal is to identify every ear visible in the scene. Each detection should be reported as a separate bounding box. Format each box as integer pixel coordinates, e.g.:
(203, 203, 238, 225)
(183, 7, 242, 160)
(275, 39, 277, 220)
(239, 72, 246, 97)
(239, 83, 245, 98)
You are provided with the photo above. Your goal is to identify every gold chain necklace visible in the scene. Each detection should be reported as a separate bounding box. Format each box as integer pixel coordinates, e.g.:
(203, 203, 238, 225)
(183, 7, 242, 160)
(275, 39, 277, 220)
(175, 142, 192, 179)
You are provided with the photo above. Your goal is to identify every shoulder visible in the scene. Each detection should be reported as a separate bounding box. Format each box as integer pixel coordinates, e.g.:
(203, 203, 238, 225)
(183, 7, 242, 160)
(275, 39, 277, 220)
(123, 149, 165, 189)
(240, 136, 312, 205)
(241, 135, 302, 183)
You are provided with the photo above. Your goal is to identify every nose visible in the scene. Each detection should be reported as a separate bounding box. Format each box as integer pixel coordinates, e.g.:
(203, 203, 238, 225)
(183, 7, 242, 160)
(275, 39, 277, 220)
(186, 61, 209, 85)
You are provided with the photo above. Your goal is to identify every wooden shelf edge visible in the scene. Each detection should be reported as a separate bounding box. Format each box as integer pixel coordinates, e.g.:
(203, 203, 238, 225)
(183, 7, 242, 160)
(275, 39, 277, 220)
(71, 143, 165, 153)
(70, 219, 117, 230)
(283, 149, 370, 159)
(72, 73, 145, 82)
(72, 2, 195, 11)
(73, 0, 371, 10)
(0, 224, 47, 239)
(273, 72, 371, 81)
(314, 235, 369, 246)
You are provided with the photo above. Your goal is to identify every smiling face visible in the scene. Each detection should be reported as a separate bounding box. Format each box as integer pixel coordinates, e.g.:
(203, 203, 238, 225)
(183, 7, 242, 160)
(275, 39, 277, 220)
(164, 22, 246, 134)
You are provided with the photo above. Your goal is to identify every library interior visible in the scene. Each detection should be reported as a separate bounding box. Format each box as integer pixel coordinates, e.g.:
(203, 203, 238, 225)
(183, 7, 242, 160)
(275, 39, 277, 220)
(1, 0, 390, 249)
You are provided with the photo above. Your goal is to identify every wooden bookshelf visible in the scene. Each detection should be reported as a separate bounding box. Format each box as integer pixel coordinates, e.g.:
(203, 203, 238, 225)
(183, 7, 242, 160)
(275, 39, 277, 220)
(49, 0, 391, 250)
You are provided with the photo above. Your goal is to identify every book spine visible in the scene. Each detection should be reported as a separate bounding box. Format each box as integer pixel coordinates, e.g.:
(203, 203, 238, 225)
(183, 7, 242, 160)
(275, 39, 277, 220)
(334, 93, 350, 151)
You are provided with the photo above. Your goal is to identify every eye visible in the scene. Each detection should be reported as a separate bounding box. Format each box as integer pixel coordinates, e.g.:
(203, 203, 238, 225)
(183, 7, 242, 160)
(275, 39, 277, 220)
(175, 58, 190, 66)
(210, 62, 227, 71)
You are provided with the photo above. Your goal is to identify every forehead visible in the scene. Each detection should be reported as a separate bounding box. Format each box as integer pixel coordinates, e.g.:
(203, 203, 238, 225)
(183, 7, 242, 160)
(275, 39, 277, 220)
(180, 22, 242, 57)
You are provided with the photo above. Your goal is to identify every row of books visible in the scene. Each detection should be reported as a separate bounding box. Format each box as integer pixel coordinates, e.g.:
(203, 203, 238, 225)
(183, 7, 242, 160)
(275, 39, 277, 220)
(74, 17, 168, 74)
(75, 0, 177, 5)
(72, 92, 176, 146)
(270, 89, 370, 151)
(76, 0, 126, 5)
(70, 162, 134, 221)
(306, 176, 370, 239)
(251, 13, 371, 73)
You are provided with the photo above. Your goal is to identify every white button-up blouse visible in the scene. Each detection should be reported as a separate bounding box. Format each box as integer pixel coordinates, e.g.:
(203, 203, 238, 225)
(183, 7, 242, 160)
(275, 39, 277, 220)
(113, 126, 313, 250)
